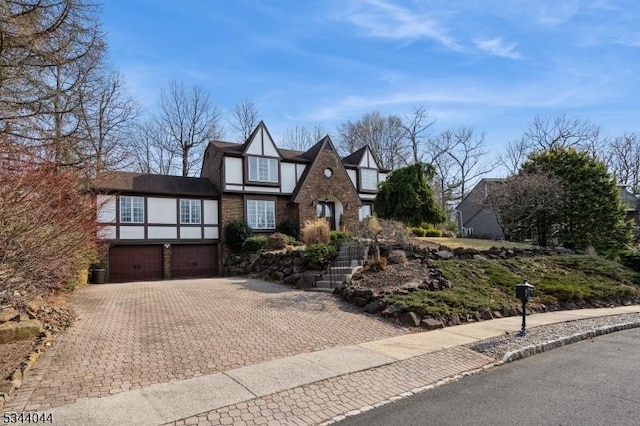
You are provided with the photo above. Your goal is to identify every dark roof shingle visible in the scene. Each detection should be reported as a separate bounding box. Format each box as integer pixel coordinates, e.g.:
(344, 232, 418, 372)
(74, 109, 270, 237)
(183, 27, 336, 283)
(95, 171, 219, 197)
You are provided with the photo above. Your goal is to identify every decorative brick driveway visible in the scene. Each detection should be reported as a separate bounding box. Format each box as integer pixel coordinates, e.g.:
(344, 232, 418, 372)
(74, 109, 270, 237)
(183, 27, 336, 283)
(16, 278, 408, 410)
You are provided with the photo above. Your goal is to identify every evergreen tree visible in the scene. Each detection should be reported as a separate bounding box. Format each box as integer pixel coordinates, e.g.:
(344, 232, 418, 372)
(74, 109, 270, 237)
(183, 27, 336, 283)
(521, 147, 630, 251)
(374, 163, 446, 226)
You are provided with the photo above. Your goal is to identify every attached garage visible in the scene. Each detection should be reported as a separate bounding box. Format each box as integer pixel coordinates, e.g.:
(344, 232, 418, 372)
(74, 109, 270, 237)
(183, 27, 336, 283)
(108, 245, 163, 283)
(171, 244, 218, 279)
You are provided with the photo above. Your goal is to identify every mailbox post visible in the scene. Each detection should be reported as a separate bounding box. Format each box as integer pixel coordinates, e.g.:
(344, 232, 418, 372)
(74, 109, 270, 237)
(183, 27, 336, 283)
(515, 280, 534, 336)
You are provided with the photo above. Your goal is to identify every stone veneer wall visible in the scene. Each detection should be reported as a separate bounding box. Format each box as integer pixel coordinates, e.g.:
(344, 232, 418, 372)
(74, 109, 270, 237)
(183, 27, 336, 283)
(297, 147, 360, 231)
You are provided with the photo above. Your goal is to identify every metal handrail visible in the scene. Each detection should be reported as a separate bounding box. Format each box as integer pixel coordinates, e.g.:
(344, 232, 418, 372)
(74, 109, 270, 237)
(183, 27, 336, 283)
(327, 242, 367, 289)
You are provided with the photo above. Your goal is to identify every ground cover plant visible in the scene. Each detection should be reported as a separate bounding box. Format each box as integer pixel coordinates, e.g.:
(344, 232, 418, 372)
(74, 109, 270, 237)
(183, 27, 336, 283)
(381, 255, 640, 318)
(418, 237, 533, 250)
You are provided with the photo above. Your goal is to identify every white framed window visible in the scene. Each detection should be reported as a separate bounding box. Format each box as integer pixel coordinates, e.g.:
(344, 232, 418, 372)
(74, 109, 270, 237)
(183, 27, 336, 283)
(247, 199, 276, 229)
(248, 157, 278, 183)
(180, 199, 201, 224)
(359, 205, 372, 222)
(120, 196, 144, 223)
(360, 168, 378, 190)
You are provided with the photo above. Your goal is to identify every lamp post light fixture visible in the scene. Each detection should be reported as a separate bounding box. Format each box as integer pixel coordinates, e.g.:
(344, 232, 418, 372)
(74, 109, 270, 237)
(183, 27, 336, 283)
(515, 279, 535, 337)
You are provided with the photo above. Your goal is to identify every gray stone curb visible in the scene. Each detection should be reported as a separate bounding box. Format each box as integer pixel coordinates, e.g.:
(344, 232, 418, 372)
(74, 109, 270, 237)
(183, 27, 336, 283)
(502, 320, 640, 363)
(320, 361, 499, 425)
(323, 320, 640, 425)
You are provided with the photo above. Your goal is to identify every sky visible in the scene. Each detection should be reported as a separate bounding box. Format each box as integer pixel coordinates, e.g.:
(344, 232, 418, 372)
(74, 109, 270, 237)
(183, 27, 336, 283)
(101, 0, 640, 172)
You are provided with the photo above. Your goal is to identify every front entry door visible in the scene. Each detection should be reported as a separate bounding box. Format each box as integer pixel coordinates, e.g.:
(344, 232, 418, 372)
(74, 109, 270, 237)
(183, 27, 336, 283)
(316, 201, 336, 230)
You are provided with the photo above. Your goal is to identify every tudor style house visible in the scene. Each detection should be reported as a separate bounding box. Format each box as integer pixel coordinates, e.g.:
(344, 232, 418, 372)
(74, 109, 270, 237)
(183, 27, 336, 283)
(96, 122, 389, 283)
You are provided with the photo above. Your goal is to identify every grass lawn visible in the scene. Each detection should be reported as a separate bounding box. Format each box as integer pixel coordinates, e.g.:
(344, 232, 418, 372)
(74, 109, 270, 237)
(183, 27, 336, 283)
(418, 237, 533, 250)
(384, 255, 640, 318)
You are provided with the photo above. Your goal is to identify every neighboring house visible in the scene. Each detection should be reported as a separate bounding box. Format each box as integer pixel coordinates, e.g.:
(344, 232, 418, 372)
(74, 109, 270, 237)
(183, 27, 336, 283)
(458, 180, 640, 241)
(95, 121, 389, 282)
(455, 178, 505, 240)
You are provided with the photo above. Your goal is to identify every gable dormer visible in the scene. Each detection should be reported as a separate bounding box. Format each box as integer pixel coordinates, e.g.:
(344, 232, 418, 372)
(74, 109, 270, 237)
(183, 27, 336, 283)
(357, 146, 381, 192)
(342, 145, 387, 194)
(242, 121, 282, 186)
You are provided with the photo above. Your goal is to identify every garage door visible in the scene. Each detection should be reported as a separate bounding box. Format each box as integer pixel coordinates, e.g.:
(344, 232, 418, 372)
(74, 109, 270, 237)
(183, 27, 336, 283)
(171, 244, 218, 279)
(109, 245, 163, 283)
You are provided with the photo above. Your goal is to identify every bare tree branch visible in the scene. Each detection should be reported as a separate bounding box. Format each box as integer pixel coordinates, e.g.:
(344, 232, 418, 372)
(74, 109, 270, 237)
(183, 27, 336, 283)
(228, 98, 259, 141)
(498, 137, 531, 175)
(401, 105, 436, 163)
(77, 71, 139, 177)
(606, 132, 640, 193)
(280, 124, 326, 151)
(156, 80, 223, 176)
(336, 111, 408, 170)
(524, 114, 602, 151)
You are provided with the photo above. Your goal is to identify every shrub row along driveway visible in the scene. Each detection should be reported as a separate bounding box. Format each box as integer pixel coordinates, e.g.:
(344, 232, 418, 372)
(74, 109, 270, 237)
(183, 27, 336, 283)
(19, 278, 408, 409)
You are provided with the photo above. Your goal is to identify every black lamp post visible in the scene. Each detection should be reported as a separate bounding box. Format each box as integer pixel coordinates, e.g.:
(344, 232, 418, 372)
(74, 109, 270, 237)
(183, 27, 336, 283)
(515, 280, 534, 336)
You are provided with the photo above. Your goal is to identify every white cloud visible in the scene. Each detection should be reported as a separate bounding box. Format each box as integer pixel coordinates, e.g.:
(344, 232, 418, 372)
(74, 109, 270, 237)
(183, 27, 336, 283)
(303, 74, 622, 122)
(474, 37, 522, 59)
(528, 1, 581, 26)
(338, 0, 463, 51)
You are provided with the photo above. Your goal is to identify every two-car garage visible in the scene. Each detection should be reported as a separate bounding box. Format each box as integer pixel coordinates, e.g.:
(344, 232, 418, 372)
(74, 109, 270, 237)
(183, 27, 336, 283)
(108, 244, 218, 283)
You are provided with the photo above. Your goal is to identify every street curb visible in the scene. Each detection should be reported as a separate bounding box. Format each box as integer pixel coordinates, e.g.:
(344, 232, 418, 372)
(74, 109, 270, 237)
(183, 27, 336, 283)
(322, 321, 640, 425)
(502, 320, 640, 363)
(320, 359, 500, 425)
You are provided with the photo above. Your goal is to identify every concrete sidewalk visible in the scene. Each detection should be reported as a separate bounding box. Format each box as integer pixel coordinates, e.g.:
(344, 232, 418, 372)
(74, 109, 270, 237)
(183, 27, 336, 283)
(44, 306, 640, 425)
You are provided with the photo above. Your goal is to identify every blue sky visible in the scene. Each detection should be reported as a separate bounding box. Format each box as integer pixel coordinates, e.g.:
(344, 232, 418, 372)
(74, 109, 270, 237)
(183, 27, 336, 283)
(102, 0, 640, 164)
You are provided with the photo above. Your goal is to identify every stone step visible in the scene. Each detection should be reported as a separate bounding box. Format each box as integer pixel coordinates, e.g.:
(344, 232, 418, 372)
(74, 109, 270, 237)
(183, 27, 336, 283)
(319, 273, 352, 283)
(314, 280, 335, 289)
(306, 287, 334, 293)
(328, 266, 354, 274)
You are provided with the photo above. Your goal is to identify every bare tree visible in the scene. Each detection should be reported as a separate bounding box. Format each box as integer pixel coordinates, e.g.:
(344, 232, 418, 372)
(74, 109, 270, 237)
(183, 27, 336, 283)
(131, 120, 179, 175)
(280, 124, 326, 151)
(401, 105, 436, 163)
(606, 132, 640, 193)
(429, 127, 495, 205)
(156, 80, 223, 176)
(524, 114, 602, 151)
(498, 137, 531, 175)
(229, 98, 259, 141)
(337, 111, 408, 170)
(485, 172, 564, 245)
(77, 71, 138, 177)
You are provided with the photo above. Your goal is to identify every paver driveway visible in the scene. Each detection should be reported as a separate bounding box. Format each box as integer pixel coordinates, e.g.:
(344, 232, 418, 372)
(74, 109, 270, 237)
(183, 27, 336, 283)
(17, 278, 408, 410)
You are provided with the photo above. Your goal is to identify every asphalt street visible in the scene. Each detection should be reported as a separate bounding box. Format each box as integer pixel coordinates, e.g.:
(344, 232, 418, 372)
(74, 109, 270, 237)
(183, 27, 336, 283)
(338, 328, 640, 426)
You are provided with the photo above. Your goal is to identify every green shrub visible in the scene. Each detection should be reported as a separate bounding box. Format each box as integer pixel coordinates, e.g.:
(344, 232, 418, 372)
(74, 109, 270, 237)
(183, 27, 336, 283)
(424, 229, 442, 237)
(301, 218, 330, 245)
(303, 243, 337, 267)
(224, 220, 253, 253)
(412, 227, 426, 237)
(267, 232, 288, 250)
(330, 231, 353, 245)
(420, 222, 442, 237)
(617, 249, 640, 272)
(242, 235, 268, 253)
(286, 235, 302, 246)
(277, 220, 299, 239)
